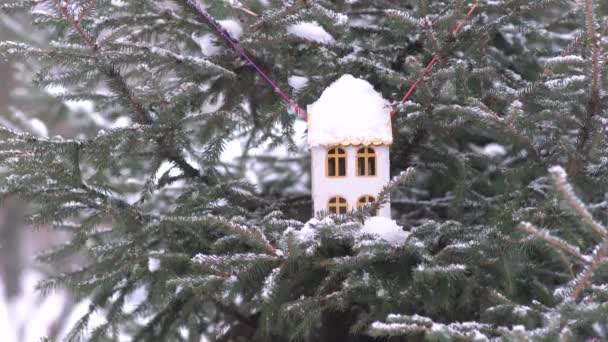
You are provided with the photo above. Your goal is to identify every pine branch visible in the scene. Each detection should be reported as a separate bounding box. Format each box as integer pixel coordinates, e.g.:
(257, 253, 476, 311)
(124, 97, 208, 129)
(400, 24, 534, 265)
(518, 222, 589, 264)
(48, 0, 206, 182)
(49, 0, 98, 50)
(76, 0, 97, 22)
(368, 167, 415, 215)
(522, 166, 608, 301)
(569, 0, 603, 175)
(163, 215, 282, 257)
(569, 242, 608, 300)
(249, 0, 304, 31)
(549, 166, 608, 239)
(206, 215, 282, 257)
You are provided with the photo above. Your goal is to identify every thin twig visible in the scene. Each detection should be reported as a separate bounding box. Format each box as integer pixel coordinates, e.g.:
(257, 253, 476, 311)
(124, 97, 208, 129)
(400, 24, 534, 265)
(76, 0, 97, 22)
(570, 241, 608, 300)
(570, 0, 603, 174)
(51, 0, 97, 49)
(238, 7, 258, 17)
(519, 222, 589, 264)
(549, 167, 608, 239)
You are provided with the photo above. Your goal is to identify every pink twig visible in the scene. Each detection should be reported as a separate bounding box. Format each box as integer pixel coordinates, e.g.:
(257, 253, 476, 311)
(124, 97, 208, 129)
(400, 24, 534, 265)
(392, 3, 479, 117)
(185, 0, 307, 120)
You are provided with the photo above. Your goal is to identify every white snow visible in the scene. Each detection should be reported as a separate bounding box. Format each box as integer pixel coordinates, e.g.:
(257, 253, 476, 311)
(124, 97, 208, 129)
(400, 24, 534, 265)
(541, 55, 585, 65)
(307, 74, 393, 147)
(294, 218, 321, 242)
(288, 75, 309, 93)
(361, 217, 408, 246)
(193, 33, 219, 56)
(218, 19, 244, 40)
(28, 118, 48, 137)
(261, 267, 280, 301)
(0, 270, 68, 342)
(544, 75, 586, 89)
(193, 18, 243, 57)
(510, 100, 523, 110)
(155, 161, 183, 181)
(471, 143, 507, 157)
(148, 257, 161, 272)
(549, 165, 567, 179)
(10, 108, 49, 137)
(287, 22, 334, 44)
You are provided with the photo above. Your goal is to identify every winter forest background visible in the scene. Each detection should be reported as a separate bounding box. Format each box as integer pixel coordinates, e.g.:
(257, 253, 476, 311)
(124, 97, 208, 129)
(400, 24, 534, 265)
(1, 0, 608, 341)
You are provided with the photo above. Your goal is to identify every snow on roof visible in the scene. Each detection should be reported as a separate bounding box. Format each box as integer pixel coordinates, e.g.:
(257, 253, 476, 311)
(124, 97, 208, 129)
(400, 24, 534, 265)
(307, 74, 393, 147)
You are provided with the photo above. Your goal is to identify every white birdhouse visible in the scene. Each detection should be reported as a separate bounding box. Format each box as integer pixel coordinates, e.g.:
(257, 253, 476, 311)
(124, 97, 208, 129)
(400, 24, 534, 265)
(307, 74, 393, 217)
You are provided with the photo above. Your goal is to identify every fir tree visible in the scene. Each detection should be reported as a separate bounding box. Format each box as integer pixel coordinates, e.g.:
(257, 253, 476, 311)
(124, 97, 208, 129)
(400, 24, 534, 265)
(0, 0, 607, 341)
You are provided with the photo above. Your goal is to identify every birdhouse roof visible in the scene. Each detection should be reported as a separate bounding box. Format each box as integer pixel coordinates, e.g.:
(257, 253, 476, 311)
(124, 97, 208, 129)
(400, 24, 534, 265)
(307, 74, 393, 147)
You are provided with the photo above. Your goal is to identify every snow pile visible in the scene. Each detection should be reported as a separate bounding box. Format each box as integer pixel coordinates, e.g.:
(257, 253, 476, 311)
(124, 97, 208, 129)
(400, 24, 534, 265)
(294, 217, 333, 242)
(28, 118, 48, 137)
(471, 143, 507, 157)
(194, 19, 243, 56)
(218, 18, 244, 40)
(360, 217, 408, 246)
(148, 257, 161, 272)
(307, 74, 393, 146)
(288, 75, 309, 93)
(287, 22, 334, 44)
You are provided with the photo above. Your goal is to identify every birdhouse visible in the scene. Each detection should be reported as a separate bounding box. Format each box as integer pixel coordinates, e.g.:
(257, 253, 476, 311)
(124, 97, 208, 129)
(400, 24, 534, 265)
(307, 74, 392, 217)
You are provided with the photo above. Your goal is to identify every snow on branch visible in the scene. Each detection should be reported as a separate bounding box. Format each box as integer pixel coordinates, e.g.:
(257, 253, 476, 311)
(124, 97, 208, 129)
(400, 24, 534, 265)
(541, 55, 587, 67)
(164, 215, 283, 257)
(543, 75, 587, 90)
(261, 267, 281, 302)
(369, 313, 493, 339)
(0, 41, 48, 59)
(127, 43, 236, 77)
(369, 167, 415, 214)
(385, 9, 425, 27)
(519, 166, 608, 301)
(549, 166, 608, 238)
(518, 222, 589, 264)
(192, 253, 278, 266)
(555, 244, 608, 300)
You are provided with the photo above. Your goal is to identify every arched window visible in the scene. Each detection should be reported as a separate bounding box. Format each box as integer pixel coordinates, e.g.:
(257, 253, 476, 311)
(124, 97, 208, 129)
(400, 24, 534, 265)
(356, 147, 376, 176)
(357, 195, 377, 215)
(326, 147, 347, 177)
(327, 196, 348, 214)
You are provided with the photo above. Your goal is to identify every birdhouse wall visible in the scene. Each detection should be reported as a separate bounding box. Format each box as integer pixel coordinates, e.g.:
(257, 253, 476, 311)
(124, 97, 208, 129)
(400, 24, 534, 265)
(311, 145, 391, 217)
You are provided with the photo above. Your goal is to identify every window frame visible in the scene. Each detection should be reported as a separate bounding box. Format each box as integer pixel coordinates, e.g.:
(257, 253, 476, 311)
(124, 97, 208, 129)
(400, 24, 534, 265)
(327, 195, 349, 214)
(356, 147, 377, 177)
(356, 194, 378, 215)
(326, 146, 347, 178)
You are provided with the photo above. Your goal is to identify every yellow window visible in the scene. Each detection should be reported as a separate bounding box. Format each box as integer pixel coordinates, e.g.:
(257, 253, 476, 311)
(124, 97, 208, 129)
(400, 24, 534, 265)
(327, 196, 348, 214)
(326, 147, 347, 177)
(357, 195, 377, 215)
(356, 147, 377, 177)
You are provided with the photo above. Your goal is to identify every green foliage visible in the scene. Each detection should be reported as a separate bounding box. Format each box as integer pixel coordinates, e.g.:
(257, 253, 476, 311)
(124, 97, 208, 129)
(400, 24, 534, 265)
(1, 0, 608, 341)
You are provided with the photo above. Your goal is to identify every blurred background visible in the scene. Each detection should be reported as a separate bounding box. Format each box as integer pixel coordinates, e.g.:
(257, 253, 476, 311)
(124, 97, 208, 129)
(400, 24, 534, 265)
(0, 9, 310, 340)
(0, 13, 85, 341)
